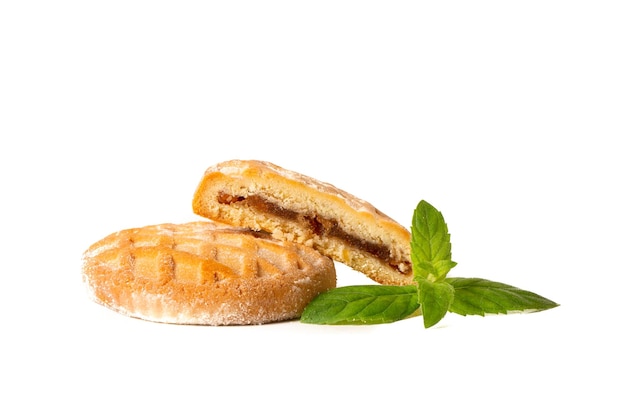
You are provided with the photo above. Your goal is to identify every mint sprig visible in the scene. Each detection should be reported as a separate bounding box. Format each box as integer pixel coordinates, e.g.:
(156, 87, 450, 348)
(410, 200, 457, 281)
(301, 200, 559, 328)
(417, 279, 455, 328)
(410, 200, 457, 328)
(300, 285, 419, 325)
(446, 278, 559, 316)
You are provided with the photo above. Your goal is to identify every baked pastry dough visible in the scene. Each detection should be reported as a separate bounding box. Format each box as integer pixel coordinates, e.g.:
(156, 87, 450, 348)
(82, 221, 336, 325)
(192, 160, 413, 286)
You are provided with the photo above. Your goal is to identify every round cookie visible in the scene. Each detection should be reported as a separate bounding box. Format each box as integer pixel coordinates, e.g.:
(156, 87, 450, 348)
(82, 221, 336, 325)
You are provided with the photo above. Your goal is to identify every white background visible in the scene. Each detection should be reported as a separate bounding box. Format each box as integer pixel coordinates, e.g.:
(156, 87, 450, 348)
(1, 1, 624, 416)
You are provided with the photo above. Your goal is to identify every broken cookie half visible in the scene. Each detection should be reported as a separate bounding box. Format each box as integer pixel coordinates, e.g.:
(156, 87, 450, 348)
(192, 160, 413, 286)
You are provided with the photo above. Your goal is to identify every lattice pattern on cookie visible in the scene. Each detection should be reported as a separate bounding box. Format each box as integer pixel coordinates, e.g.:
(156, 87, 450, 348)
(84, 222, 320, 286)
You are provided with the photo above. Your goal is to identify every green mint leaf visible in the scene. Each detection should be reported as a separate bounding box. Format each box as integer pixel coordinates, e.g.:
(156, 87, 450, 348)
(411, 200, 457, 281)
(446, 278, 559, 316)
(300, 285, 420, 325)
(417, 278, 455, 328)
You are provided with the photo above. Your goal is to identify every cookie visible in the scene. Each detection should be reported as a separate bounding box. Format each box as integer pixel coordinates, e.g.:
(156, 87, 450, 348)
(82, 221, 336, 325)
(192, 160, 413, 286)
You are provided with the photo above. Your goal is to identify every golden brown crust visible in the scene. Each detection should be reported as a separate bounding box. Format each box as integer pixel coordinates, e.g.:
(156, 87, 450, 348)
(192, 160, 413, 286)
(82, 221, 336, 325)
